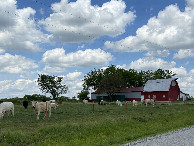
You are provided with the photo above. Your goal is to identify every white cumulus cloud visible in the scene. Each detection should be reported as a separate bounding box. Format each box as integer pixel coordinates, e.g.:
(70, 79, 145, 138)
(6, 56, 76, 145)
(40, 0, 135, 43)
(42, 48, 113, 70)
(187, 0, 194, 7)
(0, 79, 41, 98)
(128, 57, 176, 71)
(173, 49, 194, 59)
(104, 4, 194, 59)
(0, 53, 38, 74)
(170, 66, 187, 76)
(0, 0, 50, 52)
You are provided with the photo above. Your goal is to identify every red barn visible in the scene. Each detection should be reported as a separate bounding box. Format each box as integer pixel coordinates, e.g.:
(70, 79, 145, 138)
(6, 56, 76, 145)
(142, 78, 180, 101)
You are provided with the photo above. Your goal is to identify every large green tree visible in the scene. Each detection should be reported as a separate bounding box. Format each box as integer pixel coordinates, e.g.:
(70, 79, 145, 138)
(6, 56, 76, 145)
(37, 74, 68, 99)
(77, 90, 90, 101)
(83, 65, 127, 101)
(96, 73, 126, 101)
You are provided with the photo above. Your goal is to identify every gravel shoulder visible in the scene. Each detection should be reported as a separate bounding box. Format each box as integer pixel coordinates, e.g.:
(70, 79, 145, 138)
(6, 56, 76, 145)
(123, 126, 194, 146)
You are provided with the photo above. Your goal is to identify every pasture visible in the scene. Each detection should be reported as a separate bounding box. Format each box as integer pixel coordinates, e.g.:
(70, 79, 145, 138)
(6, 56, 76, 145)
(1, 101, 194, 145)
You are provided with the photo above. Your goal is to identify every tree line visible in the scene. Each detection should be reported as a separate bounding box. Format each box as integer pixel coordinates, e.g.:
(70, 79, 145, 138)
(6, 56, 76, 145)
(36, 65, 176, 101)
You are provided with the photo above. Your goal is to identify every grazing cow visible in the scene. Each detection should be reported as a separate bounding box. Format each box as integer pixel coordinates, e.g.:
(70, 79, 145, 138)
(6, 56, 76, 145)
(31, 101, 51, 120)
(132, 100, 138, 106)
(99, 100, 106, 105)
(116, 100, 122, 106)
(142, 99, 155, 107)
(23, 101, 28, 109)
(50, 100, 55, 103)
(83, 99, 88, 104)
(50, 103, 58, 109)
(57, 101, 62, 104)
(0, 102, 14, 119)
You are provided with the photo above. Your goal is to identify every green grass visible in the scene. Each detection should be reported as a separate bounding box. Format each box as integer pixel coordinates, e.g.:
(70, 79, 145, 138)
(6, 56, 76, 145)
(0, 101, 194, 145)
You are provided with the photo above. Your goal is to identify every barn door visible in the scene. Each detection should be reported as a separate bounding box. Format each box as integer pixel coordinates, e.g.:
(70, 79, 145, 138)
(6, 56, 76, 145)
(141, 95, 144, 102)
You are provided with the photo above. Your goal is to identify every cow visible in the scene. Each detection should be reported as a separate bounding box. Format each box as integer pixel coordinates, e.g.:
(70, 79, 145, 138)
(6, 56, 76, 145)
(50, 103, 58, 109)
(132, 100, 138, 106)
(57, 101, 62, 104)
(23, 101, 28, 109)
(142, 99, 155, 107)
(116, 100, 122, 106)
(31, 101, 51, 120)
(83, 99, 88, 104)
(0, 102, 14, 119)
(99, 100, 106, 105)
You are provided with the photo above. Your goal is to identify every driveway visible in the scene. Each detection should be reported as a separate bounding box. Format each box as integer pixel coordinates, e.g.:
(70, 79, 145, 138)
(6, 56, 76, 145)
(124, 126, 194, 146)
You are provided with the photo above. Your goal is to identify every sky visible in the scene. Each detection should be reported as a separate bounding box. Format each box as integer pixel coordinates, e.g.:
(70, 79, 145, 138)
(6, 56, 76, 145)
(0, 0, 194, 99)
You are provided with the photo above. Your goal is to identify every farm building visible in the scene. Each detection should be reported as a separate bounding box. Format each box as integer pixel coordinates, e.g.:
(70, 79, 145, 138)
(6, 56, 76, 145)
(180, 91, 190, 101)
(142, 78, 180, 101)
(91, 87, 143, 102)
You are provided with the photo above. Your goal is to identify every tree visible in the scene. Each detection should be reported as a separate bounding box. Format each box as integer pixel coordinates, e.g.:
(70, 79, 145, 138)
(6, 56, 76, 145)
(96, 73, 126, 101)
(37, 74, 68, 99)
(83, 65, 127, 101)
(140, 69, 176, 86)
(77, 90, 90, 101)
(153, 69, 176, 79)
(83, 68, 103, 91)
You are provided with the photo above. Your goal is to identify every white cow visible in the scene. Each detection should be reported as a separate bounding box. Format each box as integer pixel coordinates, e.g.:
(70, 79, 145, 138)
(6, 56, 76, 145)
(50, 100, 56, 103)
(83, 99, 89, 104)
(31, 101, 51, 120)
(99, 100, 106, 105)
(142, 99, 155, 107)
(116, 100, 122, 106)
(132, 100, 138, 106)
(0, 102, 14, 119)
(50, 103, 58, 109)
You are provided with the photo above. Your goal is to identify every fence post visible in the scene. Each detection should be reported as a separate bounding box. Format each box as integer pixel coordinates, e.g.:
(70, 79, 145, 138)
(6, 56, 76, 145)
(93, 101, 94, 120)
(126, 101, 127, 113)
(45, 101, 48, 123)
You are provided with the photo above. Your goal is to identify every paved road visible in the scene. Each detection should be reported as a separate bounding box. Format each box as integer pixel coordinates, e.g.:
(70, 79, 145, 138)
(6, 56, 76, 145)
(124, 126, 194, 146)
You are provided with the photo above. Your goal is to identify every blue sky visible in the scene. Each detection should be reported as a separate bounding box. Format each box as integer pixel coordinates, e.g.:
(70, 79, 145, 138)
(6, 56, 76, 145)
(0, 0, 194, 99)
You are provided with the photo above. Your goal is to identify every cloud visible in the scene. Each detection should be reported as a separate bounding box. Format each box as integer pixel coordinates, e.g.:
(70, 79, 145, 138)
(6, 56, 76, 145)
(145, 50, 170, 57)
(128, 57, 176, 71)
(0, 0, 50, 52)
(104, 4, 194, 58)
(42, 48, 113, 70)
(42, 65, 67, 74)
(0, 48, 5, 54)
(170, 66, 187, 76)
(187, 0, 194, 7)
(61, 72, 84, 98)
(173, 49, 194, 59)
(0, 53, 38, 74)
(39, 0, 135, 43)
(65, 72, 82, 80)
(0, 79, 41, 98)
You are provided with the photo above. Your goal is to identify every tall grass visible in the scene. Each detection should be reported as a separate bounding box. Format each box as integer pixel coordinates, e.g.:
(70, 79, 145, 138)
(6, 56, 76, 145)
(0, 101, 194, 145)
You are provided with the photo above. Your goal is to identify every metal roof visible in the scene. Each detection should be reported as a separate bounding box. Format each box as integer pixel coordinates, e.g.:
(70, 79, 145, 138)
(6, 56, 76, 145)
(143, 78, 178, 92)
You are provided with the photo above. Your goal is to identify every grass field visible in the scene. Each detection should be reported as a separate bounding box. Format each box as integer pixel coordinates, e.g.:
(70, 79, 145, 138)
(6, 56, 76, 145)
(0, 101, 194, 146)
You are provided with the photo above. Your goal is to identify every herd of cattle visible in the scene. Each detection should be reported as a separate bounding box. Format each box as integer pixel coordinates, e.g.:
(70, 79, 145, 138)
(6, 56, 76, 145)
(0, 100, 58, 120)
(83, 99, 155, 107)
(0, 98, 155, 120)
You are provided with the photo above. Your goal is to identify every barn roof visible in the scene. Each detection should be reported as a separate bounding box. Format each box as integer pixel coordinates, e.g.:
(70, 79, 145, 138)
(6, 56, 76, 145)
(143, 78, 178, 92)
